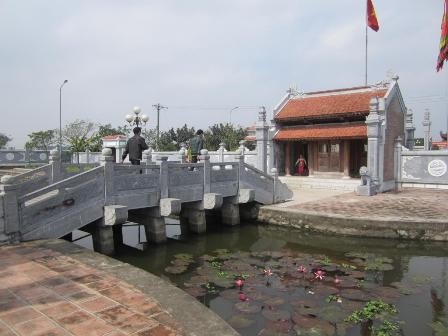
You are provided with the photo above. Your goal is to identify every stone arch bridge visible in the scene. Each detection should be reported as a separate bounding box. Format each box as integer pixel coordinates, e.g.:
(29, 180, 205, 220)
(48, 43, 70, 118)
(0, 148, 292, 255)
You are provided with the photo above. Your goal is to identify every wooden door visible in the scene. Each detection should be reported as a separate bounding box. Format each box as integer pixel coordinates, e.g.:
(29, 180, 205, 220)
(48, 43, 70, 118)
(318, 142, 330, 172)
(318, 141, 340, 172)
(329, 142, 340, 171)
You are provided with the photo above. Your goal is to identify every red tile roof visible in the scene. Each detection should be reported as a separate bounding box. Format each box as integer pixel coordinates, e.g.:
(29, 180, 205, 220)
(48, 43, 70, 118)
(432, 141, 448, 149)
(275, 89, 387, 121)
(273, 123, 367, 141)
(102, 135, 127, 140)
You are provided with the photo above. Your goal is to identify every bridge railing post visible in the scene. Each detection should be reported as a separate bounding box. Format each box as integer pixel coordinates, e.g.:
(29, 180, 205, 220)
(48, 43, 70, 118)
(143, 148, 153, 165)
(201, 149, 211, 193)
(159, 156, 169, 198)
(49, 149, 62, 183)
(270, 167, 278, 203)
(101, 148, 115, 204)
(237, 154, 245, 187)
(0, 175, 20, 242)
(218, 143, 226, 163)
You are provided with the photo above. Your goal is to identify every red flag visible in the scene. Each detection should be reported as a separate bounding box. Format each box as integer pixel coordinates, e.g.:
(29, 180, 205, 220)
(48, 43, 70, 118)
(437, 0, 448, 71)
(366, 0, 379, 32)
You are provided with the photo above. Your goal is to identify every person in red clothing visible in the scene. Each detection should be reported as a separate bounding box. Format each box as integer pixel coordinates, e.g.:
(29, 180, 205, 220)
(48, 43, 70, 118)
(295, 154, 307, 176)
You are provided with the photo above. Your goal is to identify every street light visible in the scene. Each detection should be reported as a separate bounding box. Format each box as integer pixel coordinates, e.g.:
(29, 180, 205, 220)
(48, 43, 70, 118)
(59, 79, 68, 159)
(229, 106, 239, 124)
(125, 106, 149, 127)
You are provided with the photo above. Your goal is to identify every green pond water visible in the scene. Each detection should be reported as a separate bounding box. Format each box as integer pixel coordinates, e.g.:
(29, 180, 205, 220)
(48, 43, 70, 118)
(74, 222, 448, 336)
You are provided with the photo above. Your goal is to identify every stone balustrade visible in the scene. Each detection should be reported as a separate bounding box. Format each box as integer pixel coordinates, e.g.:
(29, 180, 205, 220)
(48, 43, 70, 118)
(0, 148, 293, 255)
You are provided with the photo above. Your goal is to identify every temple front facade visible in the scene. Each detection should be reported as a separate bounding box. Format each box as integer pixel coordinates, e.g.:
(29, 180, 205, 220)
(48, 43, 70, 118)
(271, 78, 409, 179)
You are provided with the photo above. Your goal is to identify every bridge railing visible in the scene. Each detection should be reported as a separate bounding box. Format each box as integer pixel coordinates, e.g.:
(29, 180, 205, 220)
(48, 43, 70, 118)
(17, 166, 105, 239)
(3, 164, 53, 199)
(0, 148, 292, 243)
(210, 162, 239, 197)
(109, 163, 161, 209)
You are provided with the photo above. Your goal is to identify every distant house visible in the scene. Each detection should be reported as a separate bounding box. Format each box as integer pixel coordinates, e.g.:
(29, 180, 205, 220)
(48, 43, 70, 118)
(272, 80, 408, 178)
(432, 132, 448, 150)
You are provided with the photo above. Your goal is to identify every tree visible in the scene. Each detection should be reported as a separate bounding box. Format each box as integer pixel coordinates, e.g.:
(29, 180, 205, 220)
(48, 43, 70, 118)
(0, 133, 11, 149)
(25, 130, 56, 152)
(203, 123, 247, 151)
(63, 120, 96, 163)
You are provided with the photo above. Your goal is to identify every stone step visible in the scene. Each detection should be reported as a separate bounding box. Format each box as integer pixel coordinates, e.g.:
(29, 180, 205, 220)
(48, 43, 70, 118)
(279, 177, 359, 191)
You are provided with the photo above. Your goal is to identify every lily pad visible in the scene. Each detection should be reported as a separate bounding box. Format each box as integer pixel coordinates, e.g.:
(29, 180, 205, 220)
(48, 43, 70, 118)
(262, 308, 291, 321)
(368, 286, 401, 303)
(292, 314, 335, 336)
(174, 253, 194, 260)
(227, 314, 254, 329)
(219, 289, 241, 301)
(312, 285, 339, 296)
(389, 282, 414, 295)
(264, 319, 293, 333)
(184, 286, 207, 297)
(264, 297, 285, 307)
(340, 289, 371, 301)
(164, 265, 188, 274)
(317, 306, 346, 324)
(290, 295, 323, 308)
(235, 301, 262, 314)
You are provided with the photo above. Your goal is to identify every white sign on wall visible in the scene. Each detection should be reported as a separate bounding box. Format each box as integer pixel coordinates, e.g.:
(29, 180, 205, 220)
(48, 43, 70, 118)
(427, 159, 447, 177)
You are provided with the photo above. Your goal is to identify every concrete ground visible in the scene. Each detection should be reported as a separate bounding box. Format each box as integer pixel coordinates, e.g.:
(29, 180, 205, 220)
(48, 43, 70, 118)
(272, 187, 447, 222)
(0, 240, 238, 336)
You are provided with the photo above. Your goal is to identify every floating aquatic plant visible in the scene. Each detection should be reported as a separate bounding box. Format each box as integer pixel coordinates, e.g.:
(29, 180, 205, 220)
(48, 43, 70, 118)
(345, 300, 400, 336)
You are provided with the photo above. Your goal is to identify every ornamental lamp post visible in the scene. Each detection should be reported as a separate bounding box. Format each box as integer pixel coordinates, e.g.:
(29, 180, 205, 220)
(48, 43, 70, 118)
(125, 106, 149, 128)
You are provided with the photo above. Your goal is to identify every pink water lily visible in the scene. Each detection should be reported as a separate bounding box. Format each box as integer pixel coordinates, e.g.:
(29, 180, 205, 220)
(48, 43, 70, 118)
(314, 270, 325, 280)
(239, 293, 249, 301)
(235, 279, 244, 288)
(334, 277, 341, 285)
(264, 268, 273, 276)
(297, 265, 307, 273)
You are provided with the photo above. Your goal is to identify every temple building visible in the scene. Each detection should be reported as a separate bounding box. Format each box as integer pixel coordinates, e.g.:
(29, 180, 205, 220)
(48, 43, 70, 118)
(271, 77, 409, 180)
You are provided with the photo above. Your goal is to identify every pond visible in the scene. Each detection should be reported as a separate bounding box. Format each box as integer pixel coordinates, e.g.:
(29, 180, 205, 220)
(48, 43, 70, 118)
(74, 222, 448, 336)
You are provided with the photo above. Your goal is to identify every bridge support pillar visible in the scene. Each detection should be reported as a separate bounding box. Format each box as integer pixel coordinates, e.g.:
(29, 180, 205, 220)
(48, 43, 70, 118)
(240, 203, 259, 221)
(221, 196, 240, 226)
(92, 225, 115, 256)
(187, 209, 206, 234)
(91, 205, 128, 256)
(143, 208, 167, 244)
(179, 210, 190, 235)
(180, 203, 207, 234)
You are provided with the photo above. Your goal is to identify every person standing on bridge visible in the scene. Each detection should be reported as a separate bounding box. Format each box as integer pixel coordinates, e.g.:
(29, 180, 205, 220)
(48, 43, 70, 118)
(190, 129, 204, 163)
(121, 127, 148, 165)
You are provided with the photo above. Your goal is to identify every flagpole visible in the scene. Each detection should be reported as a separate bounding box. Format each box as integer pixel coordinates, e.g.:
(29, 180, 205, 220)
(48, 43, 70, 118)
(365, 25, 368, 86)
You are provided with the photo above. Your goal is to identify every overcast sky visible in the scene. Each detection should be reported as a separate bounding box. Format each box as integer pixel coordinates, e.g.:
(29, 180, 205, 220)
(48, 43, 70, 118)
(1, 0, 447, 148)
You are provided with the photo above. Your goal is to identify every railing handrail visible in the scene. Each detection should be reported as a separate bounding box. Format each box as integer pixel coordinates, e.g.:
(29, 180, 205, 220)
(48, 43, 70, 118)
(5, 164, 52, 184)
(243, 162, 274, 182)
(19, 166, 104, 202)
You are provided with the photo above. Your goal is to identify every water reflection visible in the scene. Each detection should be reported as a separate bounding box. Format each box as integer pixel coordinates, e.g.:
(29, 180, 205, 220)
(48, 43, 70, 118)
(73, 222, 448, 336)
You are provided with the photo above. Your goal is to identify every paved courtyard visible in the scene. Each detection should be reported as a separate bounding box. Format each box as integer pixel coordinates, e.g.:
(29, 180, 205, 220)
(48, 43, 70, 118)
(0, 244, 182, 336)
(283, 188, 448, 222)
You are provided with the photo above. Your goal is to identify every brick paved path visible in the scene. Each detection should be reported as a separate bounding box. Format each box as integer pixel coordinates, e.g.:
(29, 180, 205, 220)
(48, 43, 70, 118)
(289, 188, 448, 221)
(0, 245, 182, 336)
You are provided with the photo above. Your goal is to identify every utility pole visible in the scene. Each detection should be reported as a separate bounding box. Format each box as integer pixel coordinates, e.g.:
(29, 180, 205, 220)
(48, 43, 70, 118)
(152, 103, 168, 151)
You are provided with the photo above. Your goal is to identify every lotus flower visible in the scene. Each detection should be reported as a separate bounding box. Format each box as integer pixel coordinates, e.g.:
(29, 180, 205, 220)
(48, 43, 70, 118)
(235, 279, 244, 288)
(297, 265, 307, 273)
(264, 268, 273, 276)
(239, 293, 248, 301)
(313, 270, 325, 280)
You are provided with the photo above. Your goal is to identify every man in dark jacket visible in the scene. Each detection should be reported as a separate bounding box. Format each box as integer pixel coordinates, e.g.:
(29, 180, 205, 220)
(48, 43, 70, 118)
(190, 129, 204, 163)
(121, 127, 149, 165)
